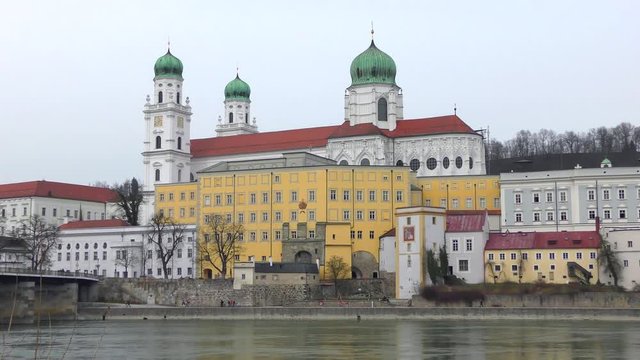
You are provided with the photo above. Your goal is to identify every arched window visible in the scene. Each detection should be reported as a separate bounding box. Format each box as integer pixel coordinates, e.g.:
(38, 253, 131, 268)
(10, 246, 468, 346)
(177, 137, 182, 150)
(360, 158, 370, 166)
(229, 112, 234, 123)
(469, 157, 474, 169)
(178, 169, 182, 182)
(426, 158, 437, 170)
(190, 173, 195, 182)
(245, 111, 249, 124)
(339, 160, 348, 165)
(176, 92, 181, 104)
(396, 160, 404, 167)
(410, 159, 420, 171)
(377, 98, 388, 122)
(158, 91, 163, 103)
(155, 136, 162, 149)
(155, 169, 160, 182)
(443, 157, 450, 169)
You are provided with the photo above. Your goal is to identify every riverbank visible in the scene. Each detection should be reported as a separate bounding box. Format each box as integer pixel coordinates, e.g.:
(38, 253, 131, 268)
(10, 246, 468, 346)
(77, 304, 640, 321)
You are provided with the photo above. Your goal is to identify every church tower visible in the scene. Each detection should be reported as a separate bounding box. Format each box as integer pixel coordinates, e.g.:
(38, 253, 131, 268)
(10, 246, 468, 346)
(141, 48, 192, 222)
(216, 73, 257, 136)
(344, 32, 403, 130)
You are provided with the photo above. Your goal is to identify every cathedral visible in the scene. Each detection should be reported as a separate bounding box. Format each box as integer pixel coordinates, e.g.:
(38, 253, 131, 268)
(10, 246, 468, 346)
(141, 37, 486, 220)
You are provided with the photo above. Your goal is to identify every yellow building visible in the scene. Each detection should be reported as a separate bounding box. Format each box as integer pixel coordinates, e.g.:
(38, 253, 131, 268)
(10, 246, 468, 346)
(154, 182, 199, 225)
(484, 231, 600, 284)
(416, 175, 500, 211)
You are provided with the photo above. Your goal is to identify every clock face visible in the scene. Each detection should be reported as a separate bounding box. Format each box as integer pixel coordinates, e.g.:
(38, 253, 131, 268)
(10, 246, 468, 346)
(154, 116, 163, 127)
(177, 117, 184, 128)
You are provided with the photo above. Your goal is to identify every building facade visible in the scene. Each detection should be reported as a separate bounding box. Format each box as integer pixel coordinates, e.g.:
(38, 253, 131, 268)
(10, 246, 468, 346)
(500, 166, 640, 232)
(445, 211, 490, 284)
(601, 227, 640, 289)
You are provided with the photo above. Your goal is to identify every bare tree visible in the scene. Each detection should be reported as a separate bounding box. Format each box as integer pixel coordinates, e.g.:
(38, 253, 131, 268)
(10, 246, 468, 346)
(147, 213, 185, 279)
(198, 214, 243, 279)
(13, 215, 58, 271)
(114, 247, 140, 278)
(599, 239, 622, 287)
(326, 255, 350, 297)
(113, 178, 144, 226)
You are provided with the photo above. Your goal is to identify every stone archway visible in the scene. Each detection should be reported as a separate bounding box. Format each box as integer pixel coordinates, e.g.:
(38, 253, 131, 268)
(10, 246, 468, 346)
(203, 269, 213, 279)
(352, 250, 379, 279)
(295, 251, 313, 263)
(351, 266, 363, 279)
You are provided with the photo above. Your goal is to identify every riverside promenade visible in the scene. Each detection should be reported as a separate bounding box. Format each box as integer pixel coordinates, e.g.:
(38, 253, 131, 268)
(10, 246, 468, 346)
(78, 303, 640, 321)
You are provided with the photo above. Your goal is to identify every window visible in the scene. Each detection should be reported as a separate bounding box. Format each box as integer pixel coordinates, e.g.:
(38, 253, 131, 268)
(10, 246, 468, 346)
(309, 210, 315, 221)
(308, 190, 316, 202)
(250, 232, 256, 241)
(515, 213, 523, 223)
(452, 199, 459, 209)
(499, 253, 505, 260)
(177, 137, 182, 150)
(515, 193, 522, 204)
(603, 189, 610, 200)
(190, 192, 195, 200)
(188, 248, 193, 258)
(559, 191, 567, 202)
(426, 158, 437, 170)
(291, 211, 297, 221)
(628, 240, 633, 248)
(459, 260, 469, 272)
(546, 212, 554, 222)
(588, 189, 595, 201)
(356, 191, 363, 201)
(369, 231, 375, 239)
(442, 157, 450, 169)
(155, 136, 162, 149)
(330, 190, 337, 200)
(455, 156, 463, 169)
(560, 211, 568, 221)
(536, 253, 542, 260)
(466, 239, 472, 251)
(369, 190, 376, 201)
(590, 252, 596, 259)
(291, 230, 297, 239)
(588, 210, 596, 220)
(562, 252, 568, 260)
(66, 253, 70, 261)
(549, 253, 555, 260)
(511, 265, 518, 272)
(576, 252, 582, 260)
(407, 256, 412, 268)
(147, 250, 153, 259)
(357, 231, 363, 239)
(604, 209, 611, 219)
(546, 192, 553, 202)
(494, 265, 501, 272)
(618, 189, 626, 200)
(275, 231, 282, 240)
(262, 232, 268, 241)
(177, 248, 183, 258)
(226, 194, 233, 205)
(41, 207, 46, 216)
(343, 210, 350, 220)
(479, 198, 487, 209)
(309, 230, 315, 239)
(619, 209, 627, 219)
(274, 175, 280, 183)
(250, 193, 256, 204)
(343, 190, 350, 201)
(533, 212, 541, 222)
(53, 208, 57, 217)
(275, 212, 282, 222)
(522, 253, 528, 260)
(291, 191, 298, 202)
(250, 212, 256, 223)
(533, 193, 540, 203)
(377, 98, 387, 121)
(275, 192, 282, 203)
(356, 210, 363, 220)
(624, 259, 629, 267)
(368, 210, 376, 220)
(494, 198, 500, 208)
(382, 190, 389, 202)
(510, 253, 517, 260)
(452, 239, 459, 252)
(488, 253, 494, 261)
(465, 198, 472, 209)
(410, 159, 421, 171)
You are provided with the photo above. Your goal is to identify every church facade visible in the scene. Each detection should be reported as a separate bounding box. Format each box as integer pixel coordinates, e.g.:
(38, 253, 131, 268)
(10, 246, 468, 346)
(141, 38, 486, 222)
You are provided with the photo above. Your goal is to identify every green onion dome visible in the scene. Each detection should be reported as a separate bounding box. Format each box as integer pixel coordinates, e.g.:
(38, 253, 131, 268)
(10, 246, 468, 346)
(154, 50, 183, 79)
(224, 75, 251, 100)
(350, 40, 397, 86)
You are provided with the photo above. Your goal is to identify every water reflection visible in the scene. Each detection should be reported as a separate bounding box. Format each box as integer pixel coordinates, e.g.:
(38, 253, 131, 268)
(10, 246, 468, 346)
(1, 319, 638, 359)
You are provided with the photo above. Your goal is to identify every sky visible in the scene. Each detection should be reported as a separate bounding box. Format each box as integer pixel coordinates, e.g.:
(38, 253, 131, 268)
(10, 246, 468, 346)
(0, 0, 638, 185)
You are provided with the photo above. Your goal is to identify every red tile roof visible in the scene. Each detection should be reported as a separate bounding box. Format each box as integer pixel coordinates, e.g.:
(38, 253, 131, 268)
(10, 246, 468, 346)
(191, 115, 477, 158)
(446, 211, 487, 232)
(0, 181, 117, 203)
(59, 219, 130, 230)
(379, 228, 396, 238)
(486, 231, 601, 251)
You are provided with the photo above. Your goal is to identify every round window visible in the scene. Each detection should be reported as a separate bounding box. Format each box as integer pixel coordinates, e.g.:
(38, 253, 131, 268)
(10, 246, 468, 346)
(58, 244, 62, 250)
(409, 159, 420, 171)
(426, 158, 437, 170)
(442, 157, 450, 169)
(360, 158, 370, 166)
(75, 243, 80, 250)
(103, 242, 107, 249)
(67, 244, 71, 250)
(93, 243, 98, 249)
(469, 157, 474, 169)
(396, 160, 404, 167)
(84, 243, 89, 249)
(455, 156, 463, 169)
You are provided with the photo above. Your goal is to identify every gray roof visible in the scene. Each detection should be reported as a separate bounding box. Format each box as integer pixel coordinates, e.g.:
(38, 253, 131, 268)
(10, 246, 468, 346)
(0, 236, 27, 250)
(255, 262, 319, 274)
(488, 151, 640, 175)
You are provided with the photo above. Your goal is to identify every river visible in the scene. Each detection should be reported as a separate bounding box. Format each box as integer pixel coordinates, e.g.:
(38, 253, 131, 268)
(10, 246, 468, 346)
(1, 319, 638, 359)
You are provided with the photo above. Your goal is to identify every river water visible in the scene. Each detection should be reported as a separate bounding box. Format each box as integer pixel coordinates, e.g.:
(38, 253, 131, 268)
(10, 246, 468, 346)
(1, 319, 639, 359)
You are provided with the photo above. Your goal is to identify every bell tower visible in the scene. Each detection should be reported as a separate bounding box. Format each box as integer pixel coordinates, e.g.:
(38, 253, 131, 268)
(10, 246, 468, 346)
(216, 73, 258, 136)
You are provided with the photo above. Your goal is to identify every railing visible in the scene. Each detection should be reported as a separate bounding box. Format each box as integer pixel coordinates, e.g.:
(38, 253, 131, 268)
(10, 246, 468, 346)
(0, 267, 101, 280)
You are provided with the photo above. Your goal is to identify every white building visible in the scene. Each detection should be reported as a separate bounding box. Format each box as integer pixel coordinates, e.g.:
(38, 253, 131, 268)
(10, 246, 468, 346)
(395, 206, 446, 300)
(141, 38, 486, 223)
(500, 166, 640, 232)
(0, 236, 28, 270)
(601, 227, 640, 290)
(0, 180, 119, 234)
(445, 211, 490, 284)
(378, 228, 396, 278)
(53, 219, 197, 279)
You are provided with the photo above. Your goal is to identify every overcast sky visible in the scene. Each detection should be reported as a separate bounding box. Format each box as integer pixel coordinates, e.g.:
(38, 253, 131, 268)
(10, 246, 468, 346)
(1, 0, 638, 186)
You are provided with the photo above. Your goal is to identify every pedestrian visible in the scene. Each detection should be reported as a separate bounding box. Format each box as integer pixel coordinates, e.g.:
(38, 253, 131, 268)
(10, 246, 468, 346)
(220, 300, 224, 307)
